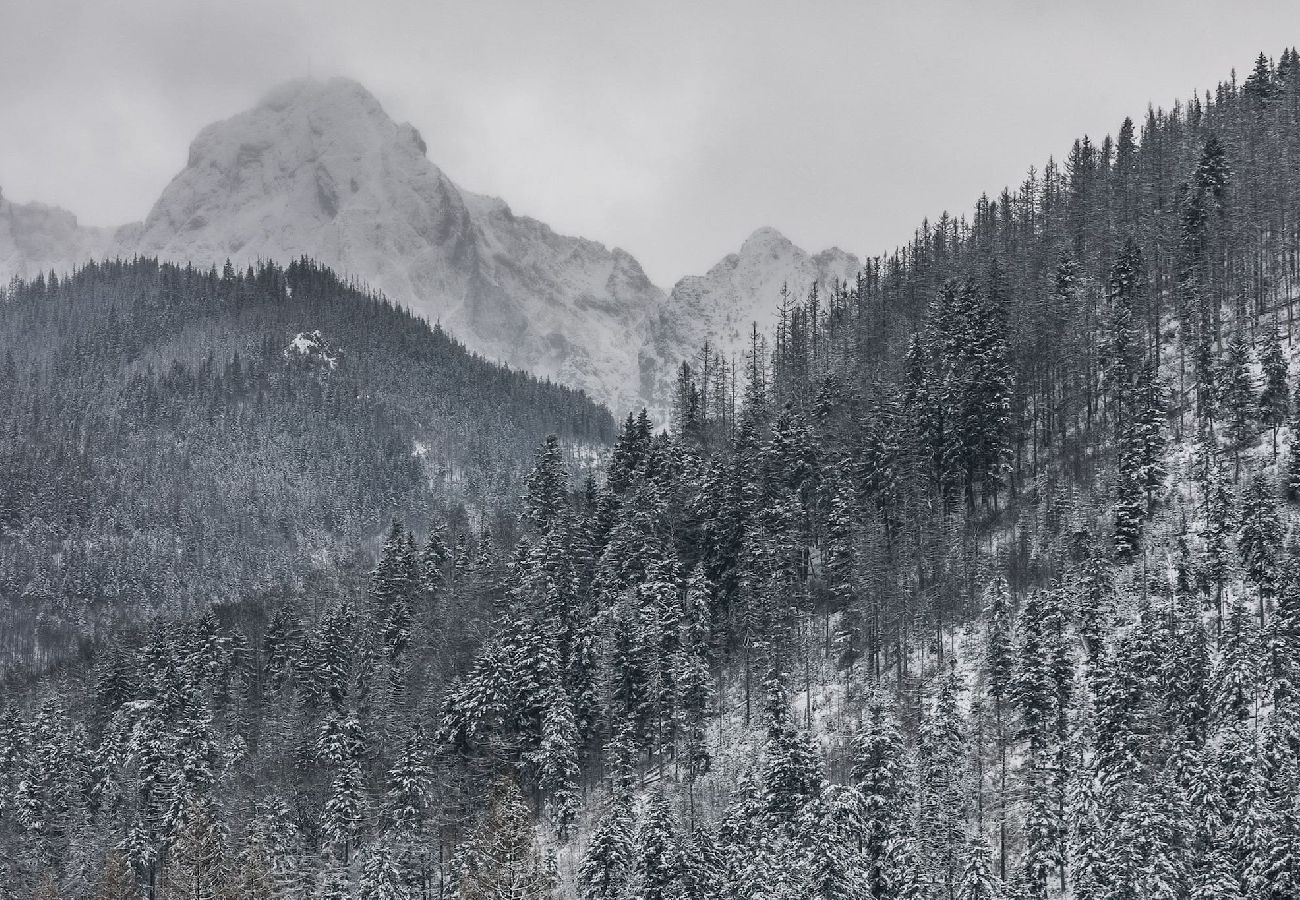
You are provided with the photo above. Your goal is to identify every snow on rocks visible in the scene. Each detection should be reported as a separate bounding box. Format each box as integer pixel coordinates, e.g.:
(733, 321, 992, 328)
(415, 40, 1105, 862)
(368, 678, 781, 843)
(283, 330, 341, 369)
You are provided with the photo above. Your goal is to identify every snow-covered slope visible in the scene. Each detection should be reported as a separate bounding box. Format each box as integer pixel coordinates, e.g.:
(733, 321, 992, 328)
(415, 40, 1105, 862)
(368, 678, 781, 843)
(0, 79, 860, 416)
(640, 226, 861, 404)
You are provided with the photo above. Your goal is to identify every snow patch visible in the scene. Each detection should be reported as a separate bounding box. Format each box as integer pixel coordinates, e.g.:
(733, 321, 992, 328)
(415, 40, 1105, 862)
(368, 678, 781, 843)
(283, 330, 340, 369)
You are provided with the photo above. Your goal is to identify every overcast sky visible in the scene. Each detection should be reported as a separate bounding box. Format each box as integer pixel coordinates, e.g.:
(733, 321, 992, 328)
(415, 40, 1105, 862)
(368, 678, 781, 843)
(1, 0, 1297, 286)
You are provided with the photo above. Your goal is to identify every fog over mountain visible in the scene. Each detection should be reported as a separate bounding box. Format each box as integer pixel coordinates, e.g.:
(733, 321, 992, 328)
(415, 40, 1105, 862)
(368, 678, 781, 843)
(0, 78, 858, 415)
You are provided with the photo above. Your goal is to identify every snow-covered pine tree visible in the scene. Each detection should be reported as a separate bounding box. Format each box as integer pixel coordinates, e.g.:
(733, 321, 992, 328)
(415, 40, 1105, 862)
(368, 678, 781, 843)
(1258, 326, 1290, 457)
(455, 778, 553, 900)
(532, 687, 581, 839)
(1239, 475, 1283, 618)
(636, 794, 682, 900)
(851, 694, 911, 900)
(360, 843, 407, 900)
(1215, 596, 1261, 723)
(524, 435, 570, 535)
(1200, 445, 1237, 628)
(760, 674, 823, 828)
(983, 577, 1014, 878)
(579, 792, 634, 900)
(917, 671, 970, 900)
(956, 838, 1000, 900)
(1222, 333, 1258, 468)
(322, 759, 365, 866)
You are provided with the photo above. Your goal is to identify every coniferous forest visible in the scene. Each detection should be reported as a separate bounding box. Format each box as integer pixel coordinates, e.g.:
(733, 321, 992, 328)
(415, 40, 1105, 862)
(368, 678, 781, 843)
(5, 47, 1300, 900)
(0, 258, 612, 679)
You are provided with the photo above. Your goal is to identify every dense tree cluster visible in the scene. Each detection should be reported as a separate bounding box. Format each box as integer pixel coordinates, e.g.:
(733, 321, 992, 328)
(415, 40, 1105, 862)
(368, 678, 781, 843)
(0, 258, 612, 680)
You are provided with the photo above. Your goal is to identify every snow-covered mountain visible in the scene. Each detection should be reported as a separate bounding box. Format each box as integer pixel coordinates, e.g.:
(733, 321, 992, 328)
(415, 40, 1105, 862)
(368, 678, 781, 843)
(0, 78, 859, 415)
(640, 226, 861, 404)
(0, 188, 120, 284)
(128, 78, 666, 414)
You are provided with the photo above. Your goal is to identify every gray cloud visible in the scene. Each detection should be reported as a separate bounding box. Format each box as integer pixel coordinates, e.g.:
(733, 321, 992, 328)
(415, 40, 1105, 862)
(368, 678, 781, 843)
(1, 0, 1297, 285)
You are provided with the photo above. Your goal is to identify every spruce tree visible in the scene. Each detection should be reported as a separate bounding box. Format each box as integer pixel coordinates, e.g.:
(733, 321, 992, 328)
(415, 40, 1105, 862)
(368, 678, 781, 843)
(1216, 597, 1261, 724)
(532, 688, 581, 839)
(957, 839, 1001, 900)
(1239, 475, 1283, 618)
(1259, 327, 1290, 457)
(579, 793, 634, 900)
(918, 672, 969, 900)
(1222, 333, 1258, 464)
(1201, 445, 1237, 627)
(637, 795, 682, 900)
(852, 696, 911, 900)
(524, 435, 570, 534)
(983, 577, 1013, 878)
(455, 778, 553, 900)
(323, 760, 365, 866)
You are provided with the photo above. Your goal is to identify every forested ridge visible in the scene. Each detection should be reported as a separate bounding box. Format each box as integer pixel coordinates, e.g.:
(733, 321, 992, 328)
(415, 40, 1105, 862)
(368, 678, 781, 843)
(0, 257, 612, 680)
(4, 48, 1300, 900)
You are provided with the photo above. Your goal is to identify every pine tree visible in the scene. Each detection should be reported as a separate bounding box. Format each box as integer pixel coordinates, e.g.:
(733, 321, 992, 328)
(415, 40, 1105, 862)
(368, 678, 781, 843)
(1259, 327, 1290, 457)
(360, 844, 408, 900)
(1201, 445, 1237, 627)
(385, 731, 433, 837)
(983, 577, 1013, 878)
(636, 795, 681, 900)
(1216, 597, 1261, 723)
(1133, 359, 1168, 510)
(1287, 410, 1300, 501)
(792, 783, 855, 900)
(1068, 772, 1107, 900)
(579, 793, 634, 900)
(679, 827, 724, 900)
(1102, 239, 1144, 433)
(421, 525, 451, 595)
(852, 696, 911, 900)
(918, 672, 969, 900)
(455, 778, 553, 900)
(1222, 333, 1258, 461)
(761, 677, 823, 827)
(524, 436, 570, 534)
(678, 570, 716, 786)
(1239, 475, 1283, 616)
(672, 361, 702, 440)
(532, 688, 581, 839)
(957, 839, 1001, 900)
(323, 759, 365, 865)
(1245, 52, 1277, 107)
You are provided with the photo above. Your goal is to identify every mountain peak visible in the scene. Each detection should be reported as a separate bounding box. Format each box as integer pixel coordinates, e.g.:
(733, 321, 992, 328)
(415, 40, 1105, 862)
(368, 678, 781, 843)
(0, 76, 674, 414)
(740, 225, 794, 253)
(180, 76, 428, 172)
(644, 228, 863, 406)
(116, 77, 667, 414)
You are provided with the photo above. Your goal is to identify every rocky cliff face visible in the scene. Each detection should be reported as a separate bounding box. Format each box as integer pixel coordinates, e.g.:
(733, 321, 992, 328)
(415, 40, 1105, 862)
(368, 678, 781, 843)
(0, 79, 860, 417)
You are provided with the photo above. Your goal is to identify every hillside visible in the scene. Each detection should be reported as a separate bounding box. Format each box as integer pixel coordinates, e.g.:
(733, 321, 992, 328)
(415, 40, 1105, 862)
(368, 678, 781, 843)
(0, 257, 612, 680)
(3, 44, 1300, 900)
